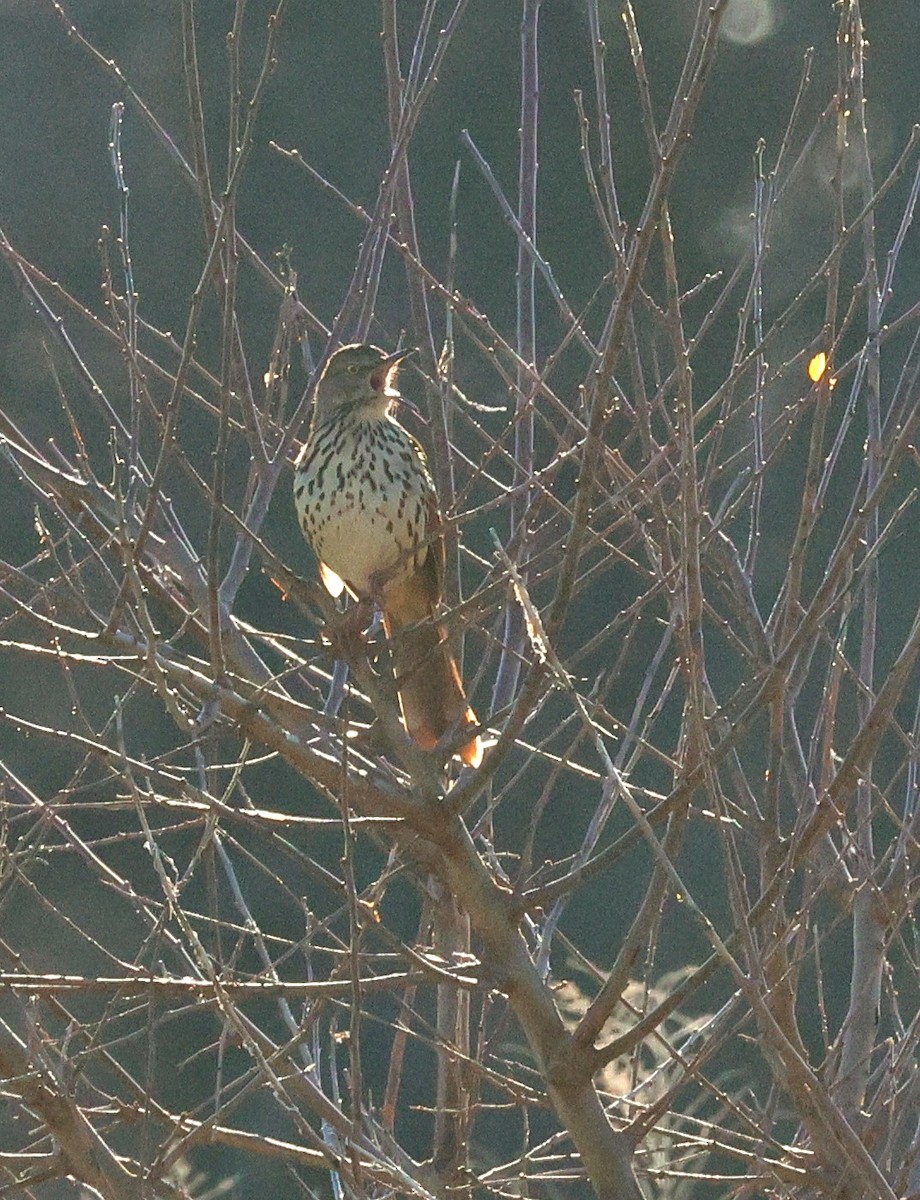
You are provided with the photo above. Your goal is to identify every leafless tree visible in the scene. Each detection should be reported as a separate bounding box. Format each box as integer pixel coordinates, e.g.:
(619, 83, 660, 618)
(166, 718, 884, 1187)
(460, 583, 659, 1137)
(1, 2, 919, 1198)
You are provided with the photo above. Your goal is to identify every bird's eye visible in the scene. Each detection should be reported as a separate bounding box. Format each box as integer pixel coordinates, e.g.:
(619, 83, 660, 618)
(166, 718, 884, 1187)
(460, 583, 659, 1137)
(346, 364, 359, 375)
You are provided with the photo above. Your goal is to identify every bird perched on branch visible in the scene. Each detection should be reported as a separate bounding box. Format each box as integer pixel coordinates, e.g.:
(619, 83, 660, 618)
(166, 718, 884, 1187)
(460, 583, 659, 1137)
(294, 343, 482, 768)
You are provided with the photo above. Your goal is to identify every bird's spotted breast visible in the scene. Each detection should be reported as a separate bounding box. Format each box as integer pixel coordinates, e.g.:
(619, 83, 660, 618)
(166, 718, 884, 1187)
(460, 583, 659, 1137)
(295, 414, 435, 596)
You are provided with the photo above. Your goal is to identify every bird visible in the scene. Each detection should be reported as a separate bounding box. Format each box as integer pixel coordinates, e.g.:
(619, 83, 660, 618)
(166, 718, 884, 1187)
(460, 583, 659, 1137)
(293, 343, 482, 768)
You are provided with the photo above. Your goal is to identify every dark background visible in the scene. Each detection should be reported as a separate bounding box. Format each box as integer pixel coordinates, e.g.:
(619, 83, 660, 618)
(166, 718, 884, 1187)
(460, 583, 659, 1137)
(1, 2, 919, 1195)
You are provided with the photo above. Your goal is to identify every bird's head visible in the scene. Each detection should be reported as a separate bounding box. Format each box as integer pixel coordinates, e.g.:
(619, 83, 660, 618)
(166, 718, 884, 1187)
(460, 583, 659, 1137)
(312, 343, 414, 424)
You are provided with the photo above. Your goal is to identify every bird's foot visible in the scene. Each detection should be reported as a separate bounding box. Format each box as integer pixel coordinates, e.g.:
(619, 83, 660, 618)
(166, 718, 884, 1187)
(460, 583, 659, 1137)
(322, 597, 377, 662)
(366, 562, 402, 610)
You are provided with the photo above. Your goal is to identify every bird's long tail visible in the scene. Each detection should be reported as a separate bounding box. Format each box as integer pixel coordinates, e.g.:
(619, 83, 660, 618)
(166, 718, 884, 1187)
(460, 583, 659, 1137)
(383, 579, 482, 768)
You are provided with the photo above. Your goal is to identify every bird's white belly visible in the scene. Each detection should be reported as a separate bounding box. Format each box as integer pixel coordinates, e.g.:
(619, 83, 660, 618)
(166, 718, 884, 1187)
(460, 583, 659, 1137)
(311, 494, 426, 595)
(294, 412, 434, 597)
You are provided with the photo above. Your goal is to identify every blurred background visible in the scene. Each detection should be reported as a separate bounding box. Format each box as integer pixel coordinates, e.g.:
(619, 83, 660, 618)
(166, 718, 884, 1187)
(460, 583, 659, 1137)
(1, 2, 919, 1196)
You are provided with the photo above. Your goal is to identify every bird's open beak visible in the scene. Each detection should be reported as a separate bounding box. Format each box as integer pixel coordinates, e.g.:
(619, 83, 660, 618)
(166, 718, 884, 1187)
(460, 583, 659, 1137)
(379, 347, 416, 397)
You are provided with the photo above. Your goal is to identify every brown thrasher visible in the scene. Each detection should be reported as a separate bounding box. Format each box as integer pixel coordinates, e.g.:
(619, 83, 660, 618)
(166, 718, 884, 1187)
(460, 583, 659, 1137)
(294, 343, 482, 767)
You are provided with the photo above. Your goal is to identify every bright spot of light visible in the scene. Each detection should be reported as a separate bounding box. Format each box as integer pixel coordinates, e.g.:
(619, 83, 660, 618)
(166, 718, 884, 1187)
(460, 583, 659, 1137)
(720, 0, 778, 47)
(808, 352, 827, 383)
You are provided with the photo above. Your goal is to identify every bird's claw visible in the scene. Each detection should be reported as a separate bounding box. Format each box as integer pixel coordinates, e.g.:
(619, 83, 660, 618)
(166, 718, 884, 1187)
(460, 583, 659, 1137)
(321, 597, 376, 661)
